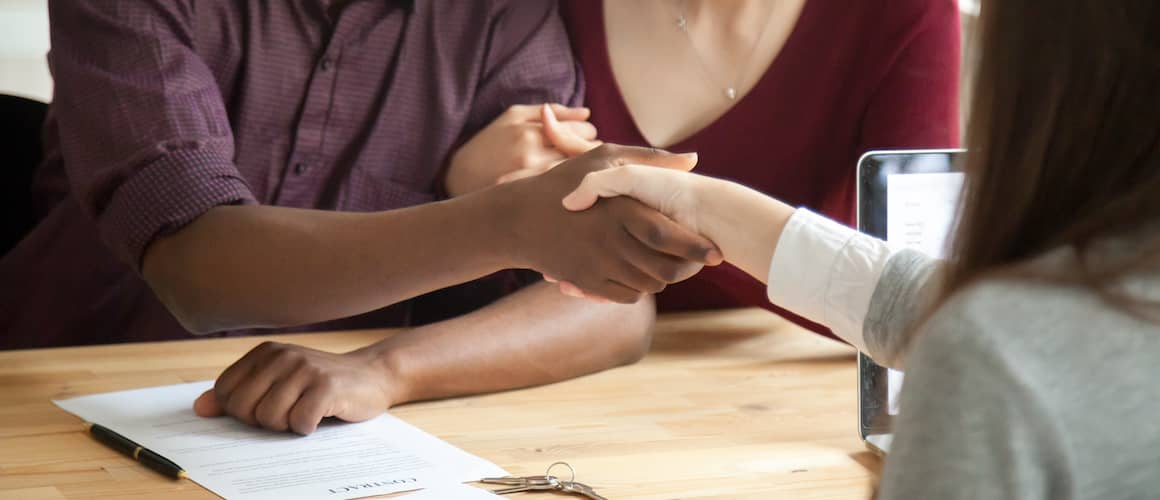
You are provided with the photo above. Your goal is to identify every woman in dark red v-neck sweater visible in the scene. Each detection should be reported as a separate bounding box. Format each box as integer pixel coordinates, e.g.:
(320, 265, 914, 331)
(559, 0, 961, 341)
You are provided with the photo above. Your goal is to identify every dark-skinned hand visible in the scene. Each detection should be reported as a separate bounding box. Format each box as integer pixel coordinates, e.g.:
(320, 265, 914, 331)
(496, 144, 723, 303)
(193, 342, 394, 435)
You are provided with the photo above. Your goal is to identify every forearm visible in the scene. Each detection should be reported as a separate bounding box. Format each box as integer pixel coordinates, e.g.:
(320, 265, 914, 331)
(694, 177, 796, 284)
(143, 194, 510, 333)
(362, 282, 656, 405)
(696, 177, 944, 364)
(862, 250, 945, 368)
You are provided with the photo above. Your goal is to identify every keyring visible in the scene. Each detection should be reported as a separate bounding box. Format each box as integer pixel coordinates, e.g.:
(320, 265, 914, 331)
(546, 461, 576, 483)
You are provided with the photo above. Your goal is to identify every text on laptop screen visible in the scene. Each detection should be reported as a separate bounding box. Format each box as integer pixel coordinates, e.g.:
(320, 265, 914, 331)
(884, 171, 965, 414)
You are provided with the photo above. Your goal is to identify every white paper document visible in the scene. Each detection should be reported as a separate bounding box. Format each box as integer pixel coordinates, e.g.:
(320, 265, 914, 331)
(54, 381, 506, 500)
(886, 172, 964, 259)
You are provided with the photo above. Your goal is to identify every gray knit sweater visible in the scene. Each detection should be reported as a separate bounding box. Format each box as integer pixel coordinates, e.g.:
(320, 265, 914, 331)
(865, 248, 1160, 500)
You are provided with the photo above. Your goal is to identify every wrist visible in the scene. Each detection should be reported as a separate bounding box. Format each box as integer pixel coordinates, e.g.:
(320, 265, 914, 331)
(470, 181, 531, 270)
(353, 342, 412, 408)
(449, 186, 523, 271)
(690, 176, 746, 246)
(693, 178, 795, 280)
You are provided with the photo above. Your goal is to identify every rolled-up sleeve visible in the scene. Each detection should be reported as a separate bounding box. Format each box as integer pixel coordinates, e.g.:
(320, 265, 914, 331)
(766, 209, 898, 352)
(463, 0, 584, 132)
(766, 209, 947, 367)
(47, 0, 256, 270)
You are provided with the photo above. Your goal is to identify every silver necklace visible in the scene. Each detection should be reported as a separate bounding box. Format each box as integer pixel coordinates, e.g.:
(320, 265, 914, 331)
(671, 0, 776, 101)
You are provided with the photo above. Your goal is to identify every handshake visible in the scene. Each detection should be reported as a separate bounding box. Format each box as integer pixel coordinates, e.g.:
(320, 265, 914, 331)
(490, 143, 729, 303)
(192, 143, 768, 435)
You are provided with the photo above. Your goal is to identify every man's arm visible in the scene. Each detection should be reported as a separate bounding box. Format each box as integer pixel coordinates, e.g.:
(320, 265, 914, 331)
(193, 282, 656, 434)
(143, 146, 714, 333)
(374, 283, 655, 404)
(143, 197, 507, 334)
(48, 2, 708, 330)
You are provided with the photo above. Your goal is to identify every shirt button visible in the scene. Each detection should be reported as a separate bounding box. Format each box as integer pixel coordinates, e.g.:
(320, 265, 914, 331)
(293, 162, 308, 175)
(319, 57, 333, 72)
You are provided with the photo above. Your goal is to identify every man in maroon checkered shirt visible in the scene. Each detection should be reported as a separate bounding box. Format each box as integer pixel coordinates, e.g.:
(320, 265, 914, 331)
(0, 0, 718, 434)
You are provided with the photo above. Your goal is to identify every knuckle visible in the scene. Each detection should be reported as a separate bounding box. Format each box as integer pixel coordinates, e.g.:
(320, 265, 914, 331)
(668, 262, 700, 283)
(272, 348, 301, 364)
(657, 262, 682, 283)
(255, 407, 282, 430)
(253, 341, 279, 355)
(517, 155, 537, 171)
(299, 362, 323, 379)
(680, 261, 704, 279)
(518, 127, 539, 145)
(619, 290, 644, 304)
(212, 379, 231, 397)
(224, 398, 250, 421)
(645, 223, 669, 247)
(643, 277, 667, 294)
(317, 375, 339, 393)
(686, 241, 712, 261)
(610, 164, 634, 182)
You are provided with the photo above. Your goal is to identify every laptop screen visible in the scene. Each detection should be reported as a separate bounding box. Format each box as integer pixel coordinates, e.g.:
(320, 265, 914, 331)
(883, 171, 963, 414)
(857, 150, 964, 434)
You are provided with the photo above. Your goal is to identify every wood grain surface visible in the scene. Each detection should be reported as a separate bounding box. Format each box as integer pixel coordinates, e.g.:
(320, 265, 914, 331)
(0, 308, 879, 499)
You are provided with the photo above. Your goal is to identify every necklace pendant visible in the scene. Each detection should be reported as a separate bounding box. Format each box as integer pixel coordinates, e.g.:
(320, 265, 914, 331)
(725, 87, 737, 100)
(675, 15, 688, 32)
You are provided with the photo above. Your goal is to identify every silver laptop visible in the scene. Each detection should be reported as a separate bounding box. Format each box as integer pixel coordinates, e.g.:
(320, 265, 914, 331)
(855, 149, 965, 455)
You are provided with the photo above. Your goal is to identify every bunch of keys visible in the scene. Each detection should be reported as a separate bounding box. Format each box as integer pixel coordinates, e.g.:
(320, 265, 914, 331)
(481, 462, 607, 499)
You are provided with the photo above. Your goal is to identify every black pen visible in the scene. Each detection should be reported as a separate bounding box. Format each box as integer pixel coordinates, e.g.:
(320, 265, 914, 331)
(85, 423, 187, 479)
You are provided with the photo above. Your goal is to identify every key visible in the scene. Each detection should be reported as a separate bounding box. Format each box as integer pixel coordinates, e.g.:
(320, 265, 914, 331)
(559, 480, 608, 500)
(481, 474, 561, 494)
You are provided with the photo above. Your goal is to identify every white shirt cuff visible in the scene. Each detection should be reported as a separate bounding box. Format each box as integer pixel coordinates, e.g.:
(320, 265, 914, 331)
(766, 209, 897, 352)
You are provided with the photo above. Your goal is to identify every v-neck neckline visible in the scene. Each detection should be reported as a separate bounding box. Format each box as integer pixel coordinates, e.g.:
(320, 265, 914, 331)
(594, 0, 816, 150)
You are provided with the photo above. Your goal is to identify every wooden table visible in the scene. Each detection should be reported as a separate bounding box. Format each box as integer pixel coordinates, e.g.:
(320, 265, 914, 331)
(0, 309, 879, 499)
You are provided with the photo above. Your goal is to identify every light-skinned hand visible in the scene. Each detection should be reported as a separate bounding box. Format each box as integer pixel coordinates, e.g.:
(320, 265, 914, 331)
(445, 104, 600, 197)
(545, 165, 711, 300)
(562, 164, 706, 232)
(558, 163, 797, 294)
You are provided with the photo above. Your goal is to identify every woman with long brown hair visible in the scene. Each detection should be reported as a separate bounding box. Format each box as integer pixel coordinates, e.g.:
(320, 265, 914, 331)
(556, 0, 1160, 496)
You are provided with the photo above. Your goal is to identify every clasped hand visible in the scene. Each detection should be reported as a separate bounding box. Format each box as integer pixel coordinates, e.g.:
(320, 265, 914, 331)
(495, 143, 723, 303)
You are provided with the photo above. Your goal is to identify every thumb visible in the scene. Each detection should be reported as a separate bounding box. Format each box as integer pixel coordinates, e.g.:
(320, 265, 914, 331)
(562, 167, 638, 211)
(602, 144, 698, 171)
(193, 389, 224, 417)
(546, 103, 591, 121)
(542, 104, 600, 156)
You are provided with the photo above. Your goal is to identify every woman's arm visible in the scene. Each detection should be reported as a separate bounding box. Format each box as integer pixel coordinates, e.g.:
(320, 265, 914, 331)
(562, 166, 942, 365)
(564, 166, 791, 281)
